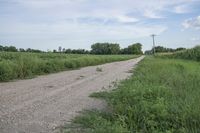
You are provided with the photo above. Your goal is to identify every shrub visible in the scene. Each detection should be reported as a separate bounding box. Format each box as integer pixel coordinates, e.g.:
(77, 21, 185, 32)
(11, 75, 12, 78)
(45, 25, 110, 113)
(0, 60, 17, 81)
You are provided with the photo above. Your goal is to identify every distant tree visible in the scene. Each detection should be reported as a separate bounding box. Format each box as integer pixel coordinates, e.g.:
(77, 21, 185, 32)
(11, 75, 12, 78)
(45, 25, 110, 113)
(91, 43, 120, 54)
(175, 47, 186, 51)
(120, 48, 129, 54)
(145, 46, 186, 54)
(91, 43, 104, 54)
(0, 45, 4, 51)
(64, 48, 90, 54)
(71, 49, 85, 54)
(58, 46, 62, 52)
(154, 46, 168, 53)
(154, 46, 186, 53)
(108, 44, 120, 54)
(127, 43, 143, 55)
(62, 48, 66, 52)
(26, 48, 42, 53)
(65, 49, 72, 54)
(53, 49, 57, 53)
(2, 46, 18, 52)
(9, 46, 18, 52)
(0, 45, 44, 53)
(19, 48, 26, 52)
(26, 48, 32, 52)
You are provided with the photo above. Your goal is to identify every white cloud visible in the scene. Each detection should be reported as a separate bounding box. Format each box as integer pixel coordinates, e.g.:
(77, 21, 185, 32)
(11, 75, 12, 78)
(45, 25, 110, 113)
(174, 5, 190, 14)
(0, 0, 198, 50)
(117, 15, 139, 23)
(191, 37, 200, 41)
(182, 16, 200, 30)
(11, 0, 194, 20)
(0, 20, 167, 40)
(143, 10, 164, 19)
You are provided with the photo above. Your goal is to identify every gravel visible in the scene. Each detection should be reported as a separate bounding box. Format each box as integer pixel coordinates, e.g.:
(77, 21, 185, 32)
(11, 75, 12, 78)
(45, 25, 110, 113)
(0, 56, 144, 133)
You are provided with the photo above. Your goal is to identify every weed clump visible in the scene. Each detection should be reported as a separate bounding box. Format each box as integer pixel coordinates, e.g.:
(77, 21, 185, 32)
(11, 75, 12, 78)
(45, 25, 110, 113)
(96, 67, 103, 72)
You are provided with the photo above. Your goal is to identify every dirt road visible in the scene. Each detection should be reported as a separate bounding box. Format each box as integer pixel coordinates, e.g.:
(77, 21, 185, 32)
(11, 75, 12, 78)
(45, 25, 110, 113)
(0, 56, 144, 133)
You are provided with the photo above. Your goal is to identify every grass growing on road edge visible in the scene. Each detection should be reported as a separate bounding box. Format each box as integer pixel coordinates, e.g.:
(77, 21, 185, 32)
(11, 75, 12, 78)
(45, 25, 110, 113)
(63, 57, 200, 133)
(0, 52, 139, 82)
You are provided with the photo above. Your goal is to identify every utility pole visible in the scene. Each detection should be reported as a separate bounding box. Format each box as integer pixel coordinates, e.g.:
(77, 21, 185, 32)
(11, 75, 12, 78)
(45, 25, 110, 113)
(151, 34, 156, 55)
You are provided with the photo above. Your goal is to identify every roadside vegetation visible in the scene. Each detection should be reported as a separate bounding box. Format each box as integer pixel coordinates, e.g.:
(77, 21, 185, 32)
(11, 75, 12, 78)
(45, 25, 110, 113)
(159, 45, 200, 61)
(0, 52, 138, 82)
(145, 45, 200, 62)
(145, 46, 186, 54)
(64, 56, 200, 133)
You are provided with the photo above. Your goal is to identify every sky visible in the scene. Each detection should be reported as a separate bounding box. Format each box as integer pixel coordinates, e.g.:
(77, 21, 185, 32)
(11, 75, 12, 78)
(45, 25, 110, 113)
(0, 0, 200, 51)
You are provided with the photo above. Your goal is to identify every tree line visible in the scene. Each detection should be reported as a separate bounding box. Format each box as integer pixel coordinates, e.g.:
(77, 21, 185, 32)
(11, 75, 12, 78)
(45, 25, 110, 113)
(53, 42, 143, 55)
(145, 46, 186, 54)
(0, 45, 43, 53)
(0, 43, 143, 55)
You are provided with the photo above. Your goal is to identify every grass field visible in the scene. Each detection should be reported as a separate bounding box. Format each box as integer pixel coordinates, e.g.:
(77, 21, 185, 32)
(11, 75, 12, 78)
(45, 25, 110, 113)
(158, 45, 200, 62)
(0, 52, 138, 82)
(64, 57, 200, 133)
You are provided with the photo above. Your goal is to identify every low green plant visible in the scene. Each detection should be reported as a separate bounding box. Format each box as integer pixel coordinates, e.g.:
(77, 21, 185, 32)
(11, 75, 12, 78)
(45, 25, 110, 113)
(159, 45, 200, 61)
(0, 52, 139, 82)
(96, 67, 103, 72)
(64, 57, 200, 133)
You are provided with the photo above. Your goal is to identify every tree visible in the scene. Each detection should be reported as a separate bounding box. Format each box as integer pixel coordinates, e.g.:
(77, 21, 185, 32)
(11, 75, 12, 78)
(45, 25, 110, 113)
(0, 45, 4, 51)
(127, 43, 143, 55)
(108, 44, 120, 54)
(154, 46, 167, 53)
(91, 43, 120, 54)
(145, 46, 186, 54)
(58, 46, 62, 52)
(1, 46, 18, 52)
(91, 43, 104, 54)
(19, 48, 25, 52)
(62, 48, 66, 52)
(65, 49, 72, 54)
(26, 48, 42, 53)
(175, 47, 186, 51)
(120, 48, 129, 54)
(9, 46, 18, 52)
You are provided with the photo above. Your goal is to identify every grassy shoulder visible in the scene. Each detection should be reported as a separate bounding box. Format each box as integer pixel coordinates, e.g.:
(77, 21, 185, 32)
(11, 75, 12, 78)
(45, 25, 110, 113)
(64, 57, 200, 133)
(0, 52, 139, 82)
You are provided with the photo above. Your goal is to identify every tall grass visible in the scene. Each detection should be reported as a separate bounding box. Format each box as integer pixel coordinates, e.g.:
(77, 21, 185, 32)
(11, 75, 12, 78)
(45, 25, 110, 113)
(0, 52, 138, 81)
(160, 45, 200, 61)
(65, 57, 200, 133)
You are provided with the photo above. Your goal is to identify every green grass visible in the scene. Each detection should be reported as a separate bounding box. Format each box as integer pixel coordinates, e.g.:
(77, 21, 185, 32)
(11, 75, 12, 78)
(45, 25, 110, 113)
(63, 57, 200, 133)
(0, 52, 138, 82)
(158, 45, 200, 61)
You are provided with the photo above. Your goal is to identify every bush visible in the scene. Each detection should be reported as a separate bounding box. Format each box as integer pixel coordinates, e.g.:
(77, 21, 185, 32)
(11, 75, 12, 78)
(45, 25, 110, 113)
(0, 60, 17, 81)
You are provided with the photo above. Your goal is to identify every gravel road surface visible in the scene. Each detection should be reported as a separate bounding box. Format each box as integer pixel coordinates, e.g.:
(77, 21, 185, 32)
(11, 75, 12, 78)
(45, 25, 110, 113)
(0, 56, 144, 133)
